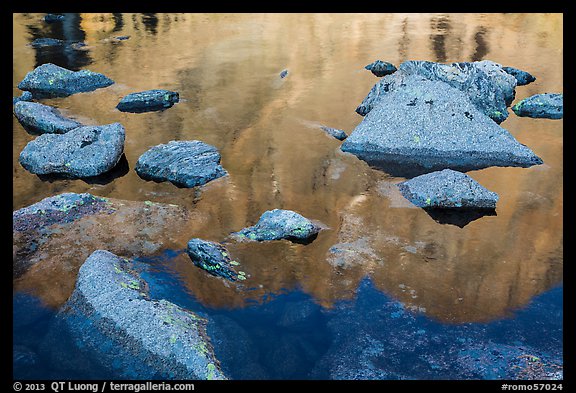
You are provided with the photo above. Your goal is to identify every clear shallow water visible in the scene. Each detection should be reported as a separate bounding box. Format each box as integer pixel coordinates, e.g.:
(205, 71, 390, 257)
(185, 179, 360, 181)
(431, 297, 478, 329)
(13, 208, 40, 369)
(13, 13, 563, 379)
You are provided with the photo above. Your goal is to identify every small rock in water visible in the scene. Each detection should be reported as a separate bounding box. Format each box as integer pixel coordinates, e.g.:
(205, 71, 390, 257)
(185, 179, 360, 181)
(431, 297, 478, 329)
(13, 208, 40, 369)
(186, 239, 241, 281)
(233, 209, 320, 243)
(13, 91, 33, 105)
(43, 14, 64, 23)
(19, 123, 125, 178)
(365, 60, 397, 77)
(135, 140, 227, 188)
(29, 38, 64, 48)
(280, 69, 288, 78)
(114, 35, 130, 41)
(502, 66, 536, 86)
(320, 125, 348, 141)
(14, 101, 82, 134)
(512, 93, 563, 119)
(397, 169, 499, 209)
(17, 63, 114, 98)
(116, 89, 179, 113)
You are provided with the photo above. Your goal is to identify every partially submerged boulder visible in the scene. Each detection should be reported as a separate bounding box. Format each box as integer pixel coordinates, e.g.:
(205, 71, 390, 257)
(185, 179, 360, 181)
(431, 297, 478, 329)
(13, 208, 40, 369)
(17, 63, 114, 98)
(357, 60, 517, 124)
(341, 74, 542, 176)
(398, 169, 499, 209)
(43, 14, 64, 23)
(502, 66, 536, 86)
(232, 209, 320, 243)
(42, 250, 227, 380)
(19, 123, 125, 178)
(320, 126, 348, 141)
(512, 93, 563, 119)
(14, 101, 82, 134)
(135, 140, 227, 188)
(116, 89, 180, 113)
(364, 60, 397, 77)
(13, 91, 33, 105)
(186, 239, 243, 282)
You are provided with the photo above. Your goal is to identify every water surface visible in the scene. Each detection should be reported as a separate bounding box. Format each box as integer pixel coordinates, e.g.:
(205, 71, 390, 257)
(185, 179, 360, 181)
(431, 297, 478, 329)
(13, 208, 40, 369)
(12, 13, 563, 380)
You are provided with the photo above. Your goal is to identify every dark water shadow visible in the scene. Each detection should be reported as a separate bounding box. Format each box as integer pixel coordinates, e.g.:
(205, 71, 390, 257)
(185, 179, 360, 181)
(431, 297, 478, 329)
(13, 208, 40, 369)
(26, 13, 92, 71)
(424, 207, 497, 228)
(471, 26, 489, 61)
(36, 154, 130, 185)
(286, 232, 319, 245)
(430, 15, 452, 63)
(361, 156, 489, 178)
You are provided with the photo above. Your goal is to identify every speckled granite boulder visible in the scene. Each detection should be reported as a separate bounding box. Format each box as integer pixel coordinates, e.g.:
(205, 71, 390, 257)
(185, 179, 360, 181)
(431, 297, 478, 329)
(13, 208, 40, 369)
(135, 140, 227, 188)
(512, 93, 563, 119)
(14, 101, 82, 134)
(186, 239, 243, 282)
(116, 89, 180, 113)
(17, 63, 114, 98)
(398, 169, 499, 209)
(40, 250, 227, 380)
(233, 209, 320, 243)
(364, 60, 397, 77)
(19, 123, 125, 178)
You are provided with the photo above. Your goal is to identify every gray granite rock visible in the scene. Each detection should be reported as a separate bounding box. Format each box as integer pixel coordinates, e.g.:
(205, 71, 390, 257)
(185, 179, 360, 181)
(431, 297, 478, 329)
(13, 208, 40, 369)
(502, 66, 536, 86)
(342, 74, 542, 176)
(357, 60, 517, 124)
(320, 126, 348, 141)
(365, 60, 397, 77)
(19, 123, 125, 178)
(233, 209, 320, 243)
(13, 91, 34, 105)
(512, 93, 563, 119)
(14, 101, 82, 134)
(135, 140, 227, 188)
(116, 89, 180, 113)
(186, 239, 242, 282)
(29, 38, 65, 48)
(398, 169, 498, 209)
(41, 249, 227, 380)
(18, 63, 114, 98)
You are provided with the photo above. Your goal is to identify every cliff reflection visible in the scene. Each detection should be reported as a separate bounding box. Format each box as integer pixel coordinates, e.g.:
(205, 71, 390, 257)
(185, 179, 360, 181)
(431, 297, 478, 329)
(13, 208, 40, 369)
(13, 13, 562, 324)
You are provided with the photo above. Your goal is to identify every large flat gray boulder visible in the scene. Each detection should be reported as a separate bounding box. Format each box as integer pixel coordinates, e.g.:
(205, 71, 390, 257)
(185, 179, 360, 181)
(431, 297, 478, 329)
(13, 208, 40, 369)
(14, 101, 82, 134)
(357, 60, 517, 124)
(19, 123, 125, 178)
(41, 249, 227, 380)
(342, 75, 542, 176)
(17, 63, 114, 98)
(135, 140, 227, 188)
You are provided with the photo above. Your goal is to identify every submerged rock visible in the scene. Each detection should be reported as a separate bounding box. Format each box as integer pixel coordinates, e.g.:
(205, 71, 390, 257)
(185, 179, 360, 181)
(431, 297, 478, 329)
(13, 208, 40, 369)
(186, 239, 241, 282)
(41, 250, 227, 380)
(320, 126, 348, 141)
(17, 63, 114, 98)
(19, 123, 125, 178)
(364, 60, 397, 77)
(13, 91, 33, 105)
(512, 93, 563, 119)
(43, 14, 64, 23)
(233, 209, 320, 243)
(502, 66, 536, 86)
(398, 169, 498, 209)
(14, 101, 82, 134)
(357, 60, 517, 124)
(29, 38, 65, 48)
(116, 89, 180, 113)
(13, 193, 198, 304)
(135, 140, 227, 188)
(342, 74, 542, 176)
